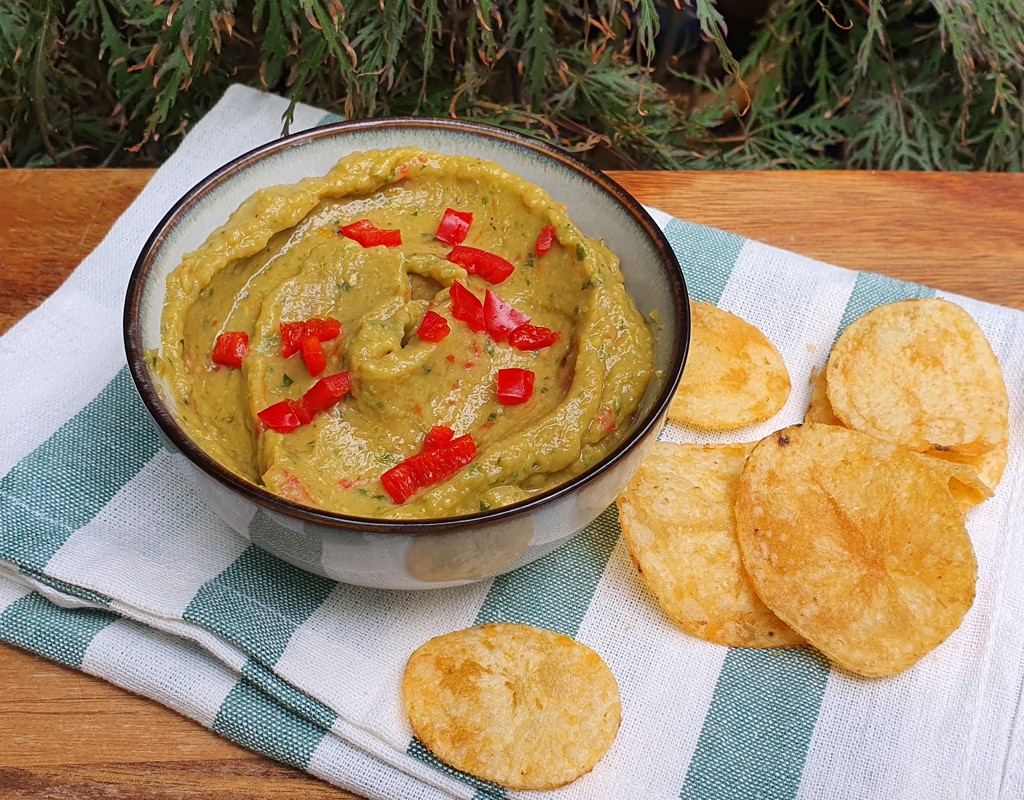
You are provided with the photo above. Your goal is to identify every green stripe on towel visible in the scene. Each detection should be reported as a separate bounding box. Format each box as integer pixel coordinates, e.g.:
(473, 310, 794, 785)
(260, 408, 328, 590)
(0, 366, 161, 571)
(681, 648, 830, 800)
(474, 504, 621, 634)
(212, 678, 328, 770)
(0, 592, 118, 668)
(679, 271, 935, 799)
(241, 659, 339, 732)
(184, 545, 336, 667)
(663, 219, 744, 306)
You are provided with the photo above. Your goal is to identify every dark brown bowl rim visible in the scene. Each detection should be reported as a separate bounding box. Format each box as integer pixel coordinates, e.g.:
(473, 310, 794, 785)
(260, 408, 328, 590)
(124, 116, 690, 535)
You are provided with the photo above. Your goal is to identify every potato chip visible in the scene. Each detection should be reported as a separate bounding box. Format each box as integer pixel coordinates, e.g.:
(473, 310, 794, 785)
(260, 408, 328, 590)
(915, 452, 994, 513)
(735, 424, 977, 678)
(929, 434, 1009, 497)
(617, 441, 803, 648)
(804, 371, 994, 512)
(402, 623, 620, 790)
(669, 301, 790, 430)
(804, 368, 843, 427)
(826, 298, 1008, 456)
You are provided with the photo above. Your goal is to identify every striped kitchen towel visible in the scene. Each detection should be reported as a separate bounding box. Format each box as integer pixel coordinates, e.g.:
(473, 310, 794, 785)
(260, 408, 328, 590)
(2, 85, 1022, 800)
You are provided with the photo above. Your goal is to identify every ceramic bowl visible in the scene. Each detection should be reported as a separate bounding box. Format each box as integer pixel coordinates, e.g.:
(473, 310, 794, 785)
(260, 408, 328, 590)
(124, 118, 689, 590)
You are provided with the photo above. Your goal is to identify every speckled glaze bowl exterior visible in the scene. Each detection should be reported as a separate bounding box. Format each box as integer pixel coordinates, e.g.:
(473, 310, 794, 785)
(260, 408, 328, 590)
(124, 118, 689, 590)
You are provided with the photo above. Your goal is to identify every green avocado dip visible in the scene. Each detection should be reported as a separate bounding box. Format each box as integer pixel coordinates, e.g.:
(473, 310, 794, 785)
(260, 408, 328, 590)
(156, 147, 654, 519)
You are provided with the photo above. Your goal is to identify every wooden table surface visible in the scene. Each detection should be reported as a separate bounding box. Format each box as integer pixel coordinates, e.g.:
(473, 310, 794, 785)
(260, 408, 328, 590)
(1, 169, 1023, 799)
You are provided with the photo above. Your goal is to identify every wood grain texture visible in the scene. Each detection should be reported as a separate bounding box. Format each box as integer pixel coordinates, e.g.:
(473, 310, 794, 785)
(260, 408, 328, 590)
(1, 168, 1022, 799)
(610, 170, 1024, 310)
(0, 645, 349, 799)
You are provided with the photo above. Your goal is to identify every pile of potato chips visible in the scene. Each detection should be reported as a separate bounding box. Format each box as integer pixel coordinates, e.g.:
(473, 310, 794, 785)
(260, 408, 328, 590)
(400, 297, 1010, 790)
(619, 298, 1009, 678)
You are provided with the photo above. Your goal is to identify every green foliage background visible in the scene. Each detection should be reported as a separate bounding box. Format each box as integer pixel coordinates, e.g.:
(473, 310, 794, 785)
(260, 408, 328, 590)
(2, 0, 1022, 169)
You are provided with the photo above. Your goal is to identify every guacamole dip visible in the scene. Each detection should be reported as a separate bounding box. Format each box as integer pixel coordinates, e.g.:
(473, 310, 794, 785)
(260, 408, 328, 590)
(157, 148, 654, 519)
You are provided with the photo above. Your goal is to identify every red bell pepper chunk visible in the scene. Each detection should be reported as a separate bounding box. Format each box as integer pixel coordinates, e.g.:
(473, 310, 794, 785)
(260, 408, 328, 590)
(449, 281, 485, 332)
(496, 368, 535, 406)
(381, 433, 477, 504)
(280, 317, 342, 357)
(305, 317, 342, 342)
(258, 399, 312, 433)
(508, 323, 561, 351)
(423, 425, 455, 451)
(380, 466, 419, 505)
(417, 310, 451, 342)
(302, 372, 352, 412)
(280, 321, 306, 358)
(435, 208, 473, 245)
(295, 400, 315, 424)
(300, 335, 327, 377)
(341, 219, 403, 248)
(211, 331, 248, 368)
(446, 245, 515, 284)
(483, 290, 531, 343)
(535, 224, 556, 256)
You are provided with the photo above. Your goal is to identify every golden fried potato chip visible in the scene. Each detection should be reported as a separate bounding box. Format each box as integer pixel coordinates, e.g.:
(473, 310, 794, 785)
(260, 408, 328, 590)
(915, 452, 994, 513)
(402, 623, 620, 790)
(804, 368, 844, 426)
(929, 435, 1009, 497)
(826, 298, 1008, 456)
(735, 424, 977, 678)
(801, 368, 991, 514)
(669, 301, 790, 430)
(616, 441, 803, 648)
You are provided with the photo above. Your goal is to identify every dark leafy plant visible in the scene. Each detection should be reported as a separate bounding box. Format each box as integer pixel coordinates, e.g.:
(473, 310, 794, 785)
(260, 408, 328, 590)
(0, 0, 1021, 169)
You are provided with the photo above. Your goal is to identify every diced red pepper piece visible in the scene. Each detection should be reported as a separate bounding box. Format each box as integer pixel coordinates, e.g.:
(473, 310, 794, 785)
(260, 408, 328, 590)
(257, 399, 311, 433)
(280, 321, 306, 358)
(417, 310, 451, 342)
(341, 219, 403, 248)
(293, 400, 315, 425)
(381, 434, 477, 504)
(423, 425, 455, 451)
(211, 331, 248, 368)
(496, 368, 535, 406)
(535, 224, 556, 256)
(435, 208, 473, 245)
(449, 281, 485, 333)
(446, 245, 515, 284)
(300, 335, 327, 377)
(280, 317, 342, 358)
(483, 290, 531, 343)
(508, 323, 561, 351)
(305, 317, 342, 342)
(302, 372, 352, 412)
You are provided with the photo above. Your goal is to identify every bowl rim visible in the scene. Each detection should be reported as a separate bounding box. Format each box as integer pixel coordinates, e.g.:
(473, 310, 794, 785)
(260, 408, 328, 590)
(124, 116, 690, 535)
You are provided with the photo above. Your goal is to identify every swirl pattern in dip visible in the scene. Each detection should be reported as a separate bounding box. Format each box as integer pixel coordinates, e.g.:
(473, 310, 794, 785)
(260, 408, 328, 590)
(156, 148, 654, 518)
